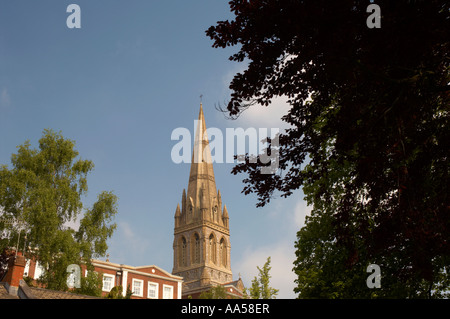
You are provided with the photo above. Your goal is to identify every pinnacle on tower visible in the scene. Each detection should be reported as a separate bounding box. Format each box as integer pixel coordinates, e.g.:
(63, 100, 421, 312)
(222, 204, 229, 219)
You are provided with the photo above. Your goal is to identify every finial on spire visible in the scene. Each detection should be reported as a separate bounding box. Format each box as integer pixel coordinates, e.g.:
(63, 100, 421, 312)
(200, 94, 203, 106)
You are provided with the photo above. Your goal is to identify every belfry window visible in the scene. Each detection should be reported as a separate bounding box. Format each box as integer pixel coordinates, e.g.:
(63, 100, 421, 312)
(194, 233, 201, 264)
(209, 233, 216, 264)
(180, 237, 187, 267)
(220, 238, 227, 267)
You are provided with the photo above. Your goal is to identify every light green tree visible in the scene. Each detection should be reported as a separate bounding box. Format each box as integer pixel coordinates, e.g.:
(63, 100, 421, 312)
(0, 129, 118, 292)
(76, 269, 104, 297)
(245, 257, 279, 299)
(199, 284, 229, 299)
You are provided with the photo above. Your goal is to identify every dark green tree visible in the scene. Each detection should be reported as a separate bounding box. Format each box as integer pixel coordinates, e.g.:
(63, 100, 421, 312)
(106, 285, 132, 299)
(294, 150, 450, 298)
(0, 129, 118, 291)
(207, 0, 449, 297)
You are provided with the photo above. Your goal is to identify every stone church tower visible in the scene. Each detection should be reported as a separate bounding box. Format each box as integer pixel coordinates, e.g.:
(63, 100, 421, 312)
(172, 104, 234, 298)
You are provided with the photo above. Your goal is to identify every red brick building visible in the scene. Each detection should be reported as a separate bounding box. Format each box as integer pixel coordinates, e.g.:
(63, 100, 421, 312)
(19, 256, 183, 299)
(1, 251, 100, 299)
(85, 259, 183, 299)
(1, 251, 183, 299)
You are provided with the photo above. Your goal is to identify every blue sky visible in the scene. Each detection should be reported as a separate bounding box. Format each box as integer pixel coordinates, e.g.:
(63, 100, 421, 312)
(0, 1, 310, 298)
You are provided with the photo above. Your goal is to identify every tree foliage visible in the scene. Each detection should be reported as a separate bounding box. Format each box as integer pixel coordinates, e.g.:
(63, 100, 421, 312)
(245, 257, 279, 299)
(294, 158, 450, 298)
(199, 284, 230, 299)
(106, 285, 132, 299)
(76, 268, 104, 297)
(0, 129, 118, 291)
(207, 0, 449, 296)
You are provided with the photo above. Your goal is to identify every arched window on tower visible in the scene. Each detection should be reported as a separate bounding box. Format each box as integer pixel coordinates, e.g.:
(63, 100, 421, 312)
(193, 233, 201, 264)
(220, 238, 227, 267)
(209, 233, 216, 264)
(179, 237, 187, 267)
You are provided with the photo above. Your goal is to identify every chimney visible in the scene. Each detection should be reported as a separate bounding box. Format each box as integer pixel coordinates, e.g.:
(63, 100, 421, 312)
(1, 252, 26, 296)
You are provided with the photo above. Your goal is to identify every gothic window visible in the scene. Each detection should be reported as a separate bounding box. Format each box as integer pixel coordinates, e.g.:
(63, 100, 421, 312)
(192, 233, 201, 264)
(220, 238, 227, 267)
(180, 237, 187, 267)
(209, 233, 216, 264)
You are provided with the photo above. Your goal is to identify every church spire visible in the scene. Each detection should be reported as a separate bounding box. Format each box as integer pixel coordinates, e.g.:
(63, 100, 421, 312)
(173, 104, 233, 297)
(190, 103, 213, 167)
(185, 104, 217, 222)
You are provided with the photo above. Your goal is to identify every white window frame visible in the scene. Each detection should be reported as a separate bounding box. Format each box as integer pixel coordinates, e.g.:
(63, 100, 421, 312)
(132, 278, 144, 297)
(34, 261, 45, 280)
(147, 282, 159, 299)
(102, 273, 115, 292)
(24, 259, 30, 277)
(162, 284, 174, 299)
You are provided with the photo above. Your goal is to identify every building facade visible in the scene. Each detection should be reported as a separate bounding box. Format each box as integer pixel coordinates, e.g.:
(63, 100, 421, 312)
(172, 105, 243, 298)
(85, 259, 183, 299)
(19, 256, 182, 299)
